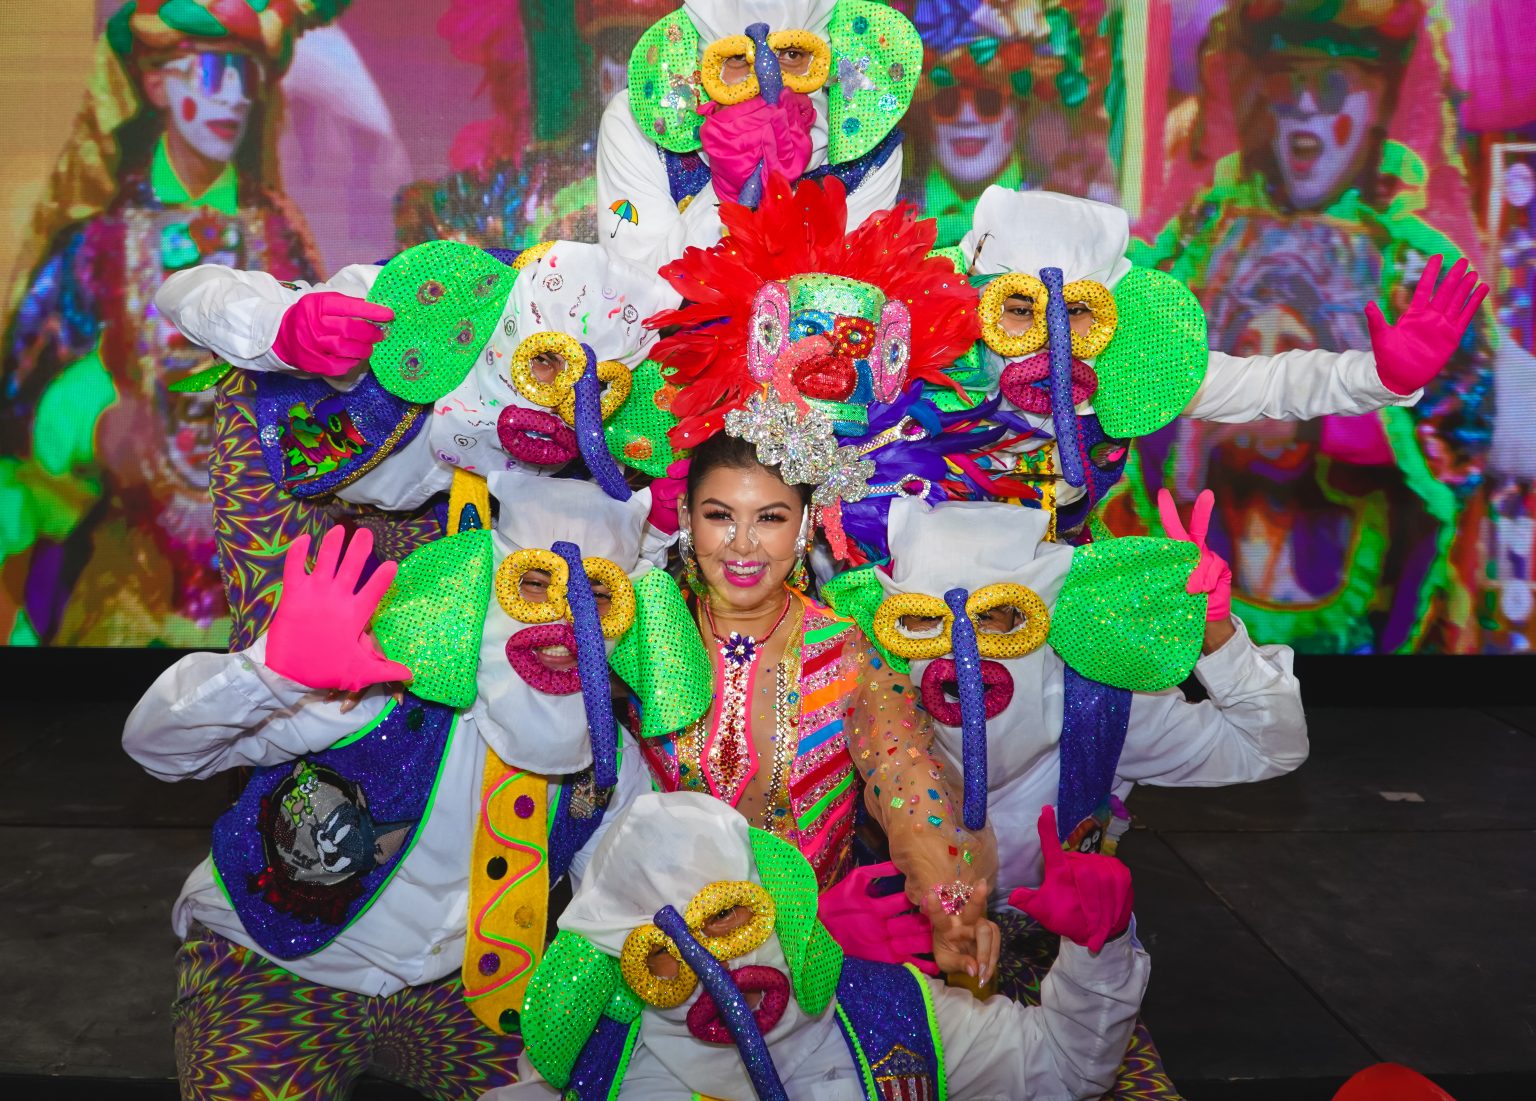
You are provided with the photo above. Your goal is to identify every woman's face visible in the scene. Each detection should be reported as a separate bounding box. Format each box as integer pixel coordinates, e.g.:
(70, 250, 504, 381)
(682, 463, 806, 612)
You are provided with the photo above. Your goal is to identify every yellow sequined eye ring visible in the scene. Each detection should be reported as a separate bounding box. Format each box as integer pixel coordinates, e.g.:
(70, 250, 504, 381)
(701, 35, 759, 105)
(1061, 280, 1119, 359)
(684, 881, 776, 962)
(768, 29, 830, 93)
(511, 241, 554, 271)
(495, 548, 568, 623)
(555, 359, 633, 426)
(580, 556, 637, 639)
(620, 923, 698, 1008)
(873, 593, 954, 661)
(967, 584, 1051, 660)
(980, 273, 1049, 357)
(509, 331, 585, 408)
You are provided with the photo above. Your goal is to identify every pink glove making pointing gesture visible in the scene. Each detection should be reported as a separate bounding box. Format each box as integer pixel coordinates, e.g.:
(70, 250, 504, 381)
(1158, 487, 1233, 622)
(264, 525, 412, 692)
(1368, 254, 1490, 396)
(818, 861, 941, 976)
(1008, 807, 1133, 954)
(648, 458, 690, 537)
(271, 291, 394, 377)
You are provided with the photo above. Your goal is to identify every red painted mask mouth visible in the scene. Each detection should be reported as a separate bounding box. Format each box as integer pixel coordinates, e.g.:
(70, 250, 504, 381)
(505, 622, 582, 694)
(497, 406, 577, 466)
(685, 965, 790, 1044)
(920, 658, 1015, 727)
(783, 335, 856, 402)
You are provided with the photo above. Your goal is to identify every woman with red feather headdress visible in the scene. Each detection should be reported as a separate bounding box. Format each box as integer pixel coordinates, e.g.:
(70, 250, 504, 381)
(621, 175, 1008, 986)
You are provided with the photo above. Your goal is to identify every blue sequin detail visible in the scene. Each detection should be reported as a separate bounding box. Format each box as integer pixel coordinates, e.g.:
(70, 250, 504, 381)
(834, 958, 942, 1096)
(1056, 668, 1132, 842)
(210, 695, 455, 959)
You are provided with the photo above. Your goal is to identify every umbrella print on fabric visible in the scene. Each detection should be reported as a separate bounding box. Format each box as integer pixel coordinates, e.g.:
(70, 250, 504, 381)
(609, 199, 638, 237)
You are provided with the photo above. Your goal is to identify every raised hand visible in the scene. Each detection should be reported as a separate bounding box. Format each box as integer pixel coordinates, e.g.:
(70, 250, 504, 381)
(1368, 254, 1489, 395)
(1158, 487, 1232, 623)
(264, 525, 412, 692)
(648, 458, 690, 537)
(921, 877, 999, 984)
(819, 861, 940, 976)
(271, 291, 394, 377)
(1008, 807, 1133, 953)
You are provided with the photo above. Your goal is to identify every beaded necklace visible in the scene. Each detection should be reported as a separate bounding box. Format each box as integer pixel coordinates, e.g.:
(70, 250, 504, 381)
(693, 591, 794, 814)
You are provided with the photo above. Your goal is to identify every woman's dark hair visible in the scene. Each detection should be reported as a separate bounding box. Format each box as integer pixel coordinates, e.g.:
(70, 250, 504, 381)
(684, 432, 814, 508)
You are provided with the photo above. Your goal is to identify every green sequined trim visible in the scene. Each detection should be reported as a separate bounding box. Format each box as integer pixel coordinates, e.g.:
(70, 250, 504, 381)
(748, 827, 843, 1015)
(1049, 536, 1204, 692)
(609, 569, 713, 739)
(522, 930, 623, 1089)
(605, 358, 679, 478)
(826, 0, 923, 163)
(167, 362, 232, 393)
(367, 240, 513, 403)
(371, 529, 494, 709)
(627, 10, 704, 153)
(821, 566, 908, 673)
(1092, 266, 1207, 439)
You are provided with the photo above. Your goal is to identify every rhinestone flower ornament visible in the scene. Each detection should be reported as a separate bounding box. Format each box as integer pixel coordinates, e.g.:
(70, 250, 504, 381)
(724, 392, 877, 509)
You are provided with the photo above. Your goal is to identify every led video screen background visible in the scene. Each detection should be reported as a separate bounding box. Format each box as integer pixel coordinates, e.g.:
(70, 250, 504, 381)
(1, 0, 1531, 653)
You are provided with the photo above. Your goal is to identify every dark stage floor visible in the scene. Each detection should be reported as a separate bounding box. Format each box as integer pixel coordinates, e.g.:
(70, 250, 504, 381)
(2, 695, 1533, 1100)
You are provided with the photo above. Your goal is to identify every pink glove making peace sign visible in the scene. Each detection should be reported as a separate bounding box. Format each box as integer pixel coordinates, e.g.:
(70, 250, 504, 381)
(264, 525, 412, 692)
(1158, 487, 1232, 622)
(1368, 254, 1490, 396)
(1008, 806, 1133, 954)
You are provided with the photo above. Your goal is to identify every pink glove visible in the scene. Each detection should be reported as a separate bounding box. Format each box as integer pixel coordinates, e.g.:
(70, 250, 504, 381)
(819, 861, 940, 976)
(1158, 488, 1233, 622)
(1368, 254, 1489, 396)
(699, 92, 816, 204)
(1008, 807, 1133, 953)
(265, 525, 412, 692)
(271, 292, 394, 377)
(647, 458, 690, 536)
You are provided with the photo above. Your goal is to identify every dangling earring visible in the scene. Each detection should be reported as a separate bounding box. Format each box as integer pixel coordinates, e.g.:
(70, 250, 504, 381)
(680, 527, 707, 596)
(787, 511, 810, 591)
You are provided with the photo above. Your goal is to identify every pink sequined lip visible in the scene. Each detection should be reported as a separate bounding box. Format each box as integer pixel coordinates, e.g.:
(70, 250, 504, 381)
(921, 659, 1014, 727)
(686, 965, 790, 1044)
(505, 623, 582, 694)
(497, 406, 577, 465)
(999, 352, 1099, 414)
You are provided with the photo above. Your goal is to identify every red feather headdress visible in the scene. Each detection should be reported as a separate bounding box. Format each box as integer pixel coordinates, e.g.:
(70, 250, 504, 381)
(646, 174, 980, 449)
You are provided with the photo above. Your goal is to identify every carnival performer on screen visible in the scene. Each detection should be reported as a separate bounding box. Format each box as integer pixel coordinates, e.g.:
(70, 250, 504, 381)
(610, 172, 1014, 985)
(1128, 0, 1495, 654)
(482, 790, 1147, 1100)
(0, 0, 352, 648)
(902, 0, 1117, 248)
(596, 0, 922, 268)
(122, 460, 716, 1099)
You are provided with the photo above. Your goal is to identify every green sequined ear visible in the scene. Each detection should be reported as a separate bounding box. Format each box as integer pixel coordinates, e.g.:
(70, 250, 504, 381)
(605, 358, 680, 478)
(1091, 266, 1208, 439)
(822, 565, 908, 674)
(609, 569, 713, 739)
(522, 930, 623, 1089)
(627, 10, 705, 153)
(367, 241, 514, 404)
(749, 827, 843, 1015)
(1048, 536, 1205, 693)
(826, 0, 923, 163)
(370, 529, 494, 709)
(927, 245, 967, 274)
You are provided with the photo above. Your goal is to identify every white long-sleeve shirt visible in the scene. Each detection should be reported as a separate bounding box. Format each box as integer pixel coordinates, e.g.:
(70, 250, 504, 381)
(483, 927, 1148, 1101)
(969, 616, 1307, 905)
(595, 89, 903, 271)
(122, 638, 647, 996)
